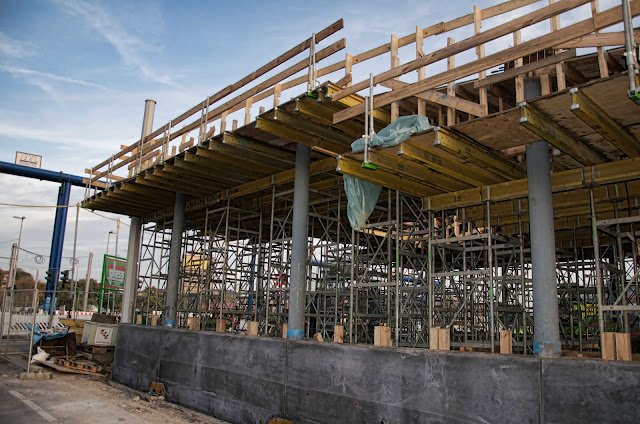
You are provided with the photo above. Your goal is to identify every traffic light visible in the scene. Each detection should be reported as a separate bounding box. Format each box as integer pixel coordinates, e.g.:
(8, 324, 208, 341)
(59, 270, 70, 288)
(45, 269, 56, 286)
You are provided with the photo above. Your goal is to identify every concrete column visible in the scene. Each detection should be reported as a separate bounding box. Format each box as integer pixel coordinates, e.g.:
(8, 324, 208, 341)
(526, 140, 561, 357)
(287, 144, 310, 339)
(121, 100, 154, 323)
(165, 192, 185, 327)
(121, 216, 142, 323)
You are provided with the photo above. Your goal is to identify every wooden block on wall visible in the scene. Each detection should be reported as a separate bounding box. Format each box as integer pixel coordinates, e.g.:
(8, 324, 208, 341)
(247, 321, 259, 336)
(439, 328, 450, 351)
(334, 325, 344, 344)
(282, 323, 288, 339)
(429, 327, 440, 350)
(374, 326, 391, 347)
(500, 330, 512, 354)
(615, 332, 632, 361)
(313, 333, 324, 342)
(188, 316, 200, 330)
(216, 319, 227, 334)
(602, 332, 616, 360)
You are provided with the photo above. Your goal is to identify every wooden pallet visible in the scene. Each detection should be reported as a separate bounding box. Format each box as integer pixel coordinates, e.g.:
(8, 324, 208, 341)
(54, 358, 101, 373)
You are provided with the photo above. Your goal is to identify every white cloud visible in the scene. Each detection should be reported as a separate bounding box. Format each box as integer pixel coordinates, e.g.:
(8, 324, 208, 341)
(51, 0, 172, 85)
(0, 65, 107, 90)
(0, 32, 35, 58)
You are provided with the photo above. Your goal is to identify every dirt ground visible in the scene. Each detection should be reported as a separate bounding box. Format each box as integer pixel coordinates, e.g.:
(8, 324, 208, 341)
(0, 361, 228, 424)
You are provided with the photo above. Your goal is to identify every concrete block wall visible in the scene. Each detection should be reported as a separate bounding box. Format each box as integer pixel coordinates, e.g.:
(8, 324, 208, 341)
(113, 325, 640, 424)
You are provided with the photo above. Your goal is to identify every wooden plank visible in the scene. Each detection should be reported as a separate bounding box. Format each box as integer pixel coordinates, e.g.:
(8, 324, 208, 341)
(382, 80, 487, 117)
(500, 329, 512, 354)
(374, 326, 391, 347)
(313, 333, 325, 342)
(390, 34, 400, 122)
(333, 1, 636, 123)
(397, 141, 503, 186)
(332, 0, 591, 102)
(602, 332, 616, 360)
(255, 117, 347, 154)
(569, 87, 640, 158)
(221, 132, 296, 164)
(425, 156, 640, 210)
(336, 156, 438, 198)
(554, 29, 640, 49)
(615, 332, 632, 361)
(272, 109, 354, 146)
(364, 150, 468, 191)
(439, 328, 450, 351)
(246, 321, 259, 336)
(520, 103, 606, 166)
(429, 327, 440, 350)
(282, 323, 287, 339)
(433, 128, 526, 179)
(473, 5, 488, 116)
(216, 319, 227, 333)
(447, 37, 456, 126)
(474, 49, 576, 89)
(333, 325, 344, 344)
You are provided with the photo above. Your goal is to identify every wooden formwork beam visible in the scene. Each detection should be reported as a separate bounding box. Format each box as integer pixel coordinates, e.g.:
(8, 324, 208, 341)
(569, 88, 640, 158)
(255, 117, 347, 154)
(424, 156, 640, 211)
(432, 127, 526, 180)
(519, 103, 606, 166)
(336, 156, 438, 198)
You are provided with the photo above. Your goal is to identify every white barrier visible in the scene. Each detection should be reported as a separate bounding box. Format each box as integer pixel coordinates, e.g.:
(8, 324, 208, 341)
(1, 312, 65, 336)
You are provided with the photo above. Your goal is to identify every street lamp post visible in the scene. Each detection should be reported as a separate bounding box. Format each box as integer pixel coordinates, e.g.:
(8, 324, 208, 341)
(107, 231, 115, 256)
(9, 216, 26, 289)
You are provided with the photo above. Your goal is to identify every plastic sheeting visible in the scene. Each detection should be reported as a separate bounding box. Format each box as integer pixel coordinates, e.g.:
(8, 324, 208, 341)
(350, 115, 431, 152)
(344, 115, 431, 230)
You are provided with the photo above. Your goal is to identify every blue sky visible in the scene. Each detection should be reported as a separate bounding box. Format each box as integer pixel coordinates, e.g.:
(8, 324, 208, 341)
(0, 0, 632, 288)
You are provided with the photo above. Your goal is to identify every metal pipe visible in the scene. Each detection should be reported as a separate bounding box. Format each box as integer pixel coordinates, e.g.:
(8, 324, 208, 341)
(83, 252, 93, 311)
(621, 0, 638, 95)
(369, 73, 375, 135)
(364, 96, 369, 164)
(590, 188, 607, 355)
(26, 283, 38, 374)
(71, 205, 79, 316)
(44, 181, 71, 314)
(487, 198, 495, 353)
(164, 192, 185, 327)
(0, 244, 17, 355)
(287, 144, 311, 339)
(526, 140, 561, 357)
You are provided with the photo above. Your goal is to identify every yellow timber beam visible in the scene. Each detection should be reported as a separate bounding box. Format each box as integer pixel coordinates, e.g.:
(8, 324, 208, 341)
(569, 87, 640, 158)
(425, 156, 640, 211)
(336, 155, 438, 198)
(255, 117, 348, 154)
(272, 109, 354, 146)
(519, 102, 606, 166)
(432, 127, 526, 180)
(397, 140, 504, 186)
(221, 132, 296, 164)
(365, 150, 469, 192)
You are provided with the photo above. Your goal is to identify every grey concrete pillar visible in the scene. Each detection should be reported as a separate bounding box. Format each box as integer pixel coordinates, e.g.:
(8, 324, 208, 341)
(287, 144, 310, 339)
(121, 217, 142, 323)
(165, 192, 185, 327)
(526, 140, 561, 357)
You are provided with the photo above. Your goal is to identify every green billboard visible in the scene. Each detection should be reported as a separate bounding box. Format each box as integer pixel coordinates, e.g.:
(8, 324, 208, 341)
(101, 254, 126, 291)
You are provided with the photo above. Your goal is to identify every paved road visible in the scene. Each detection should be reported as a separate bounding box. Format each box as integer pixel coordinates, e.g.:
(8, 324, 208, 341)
(0, 384, 44, 423)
